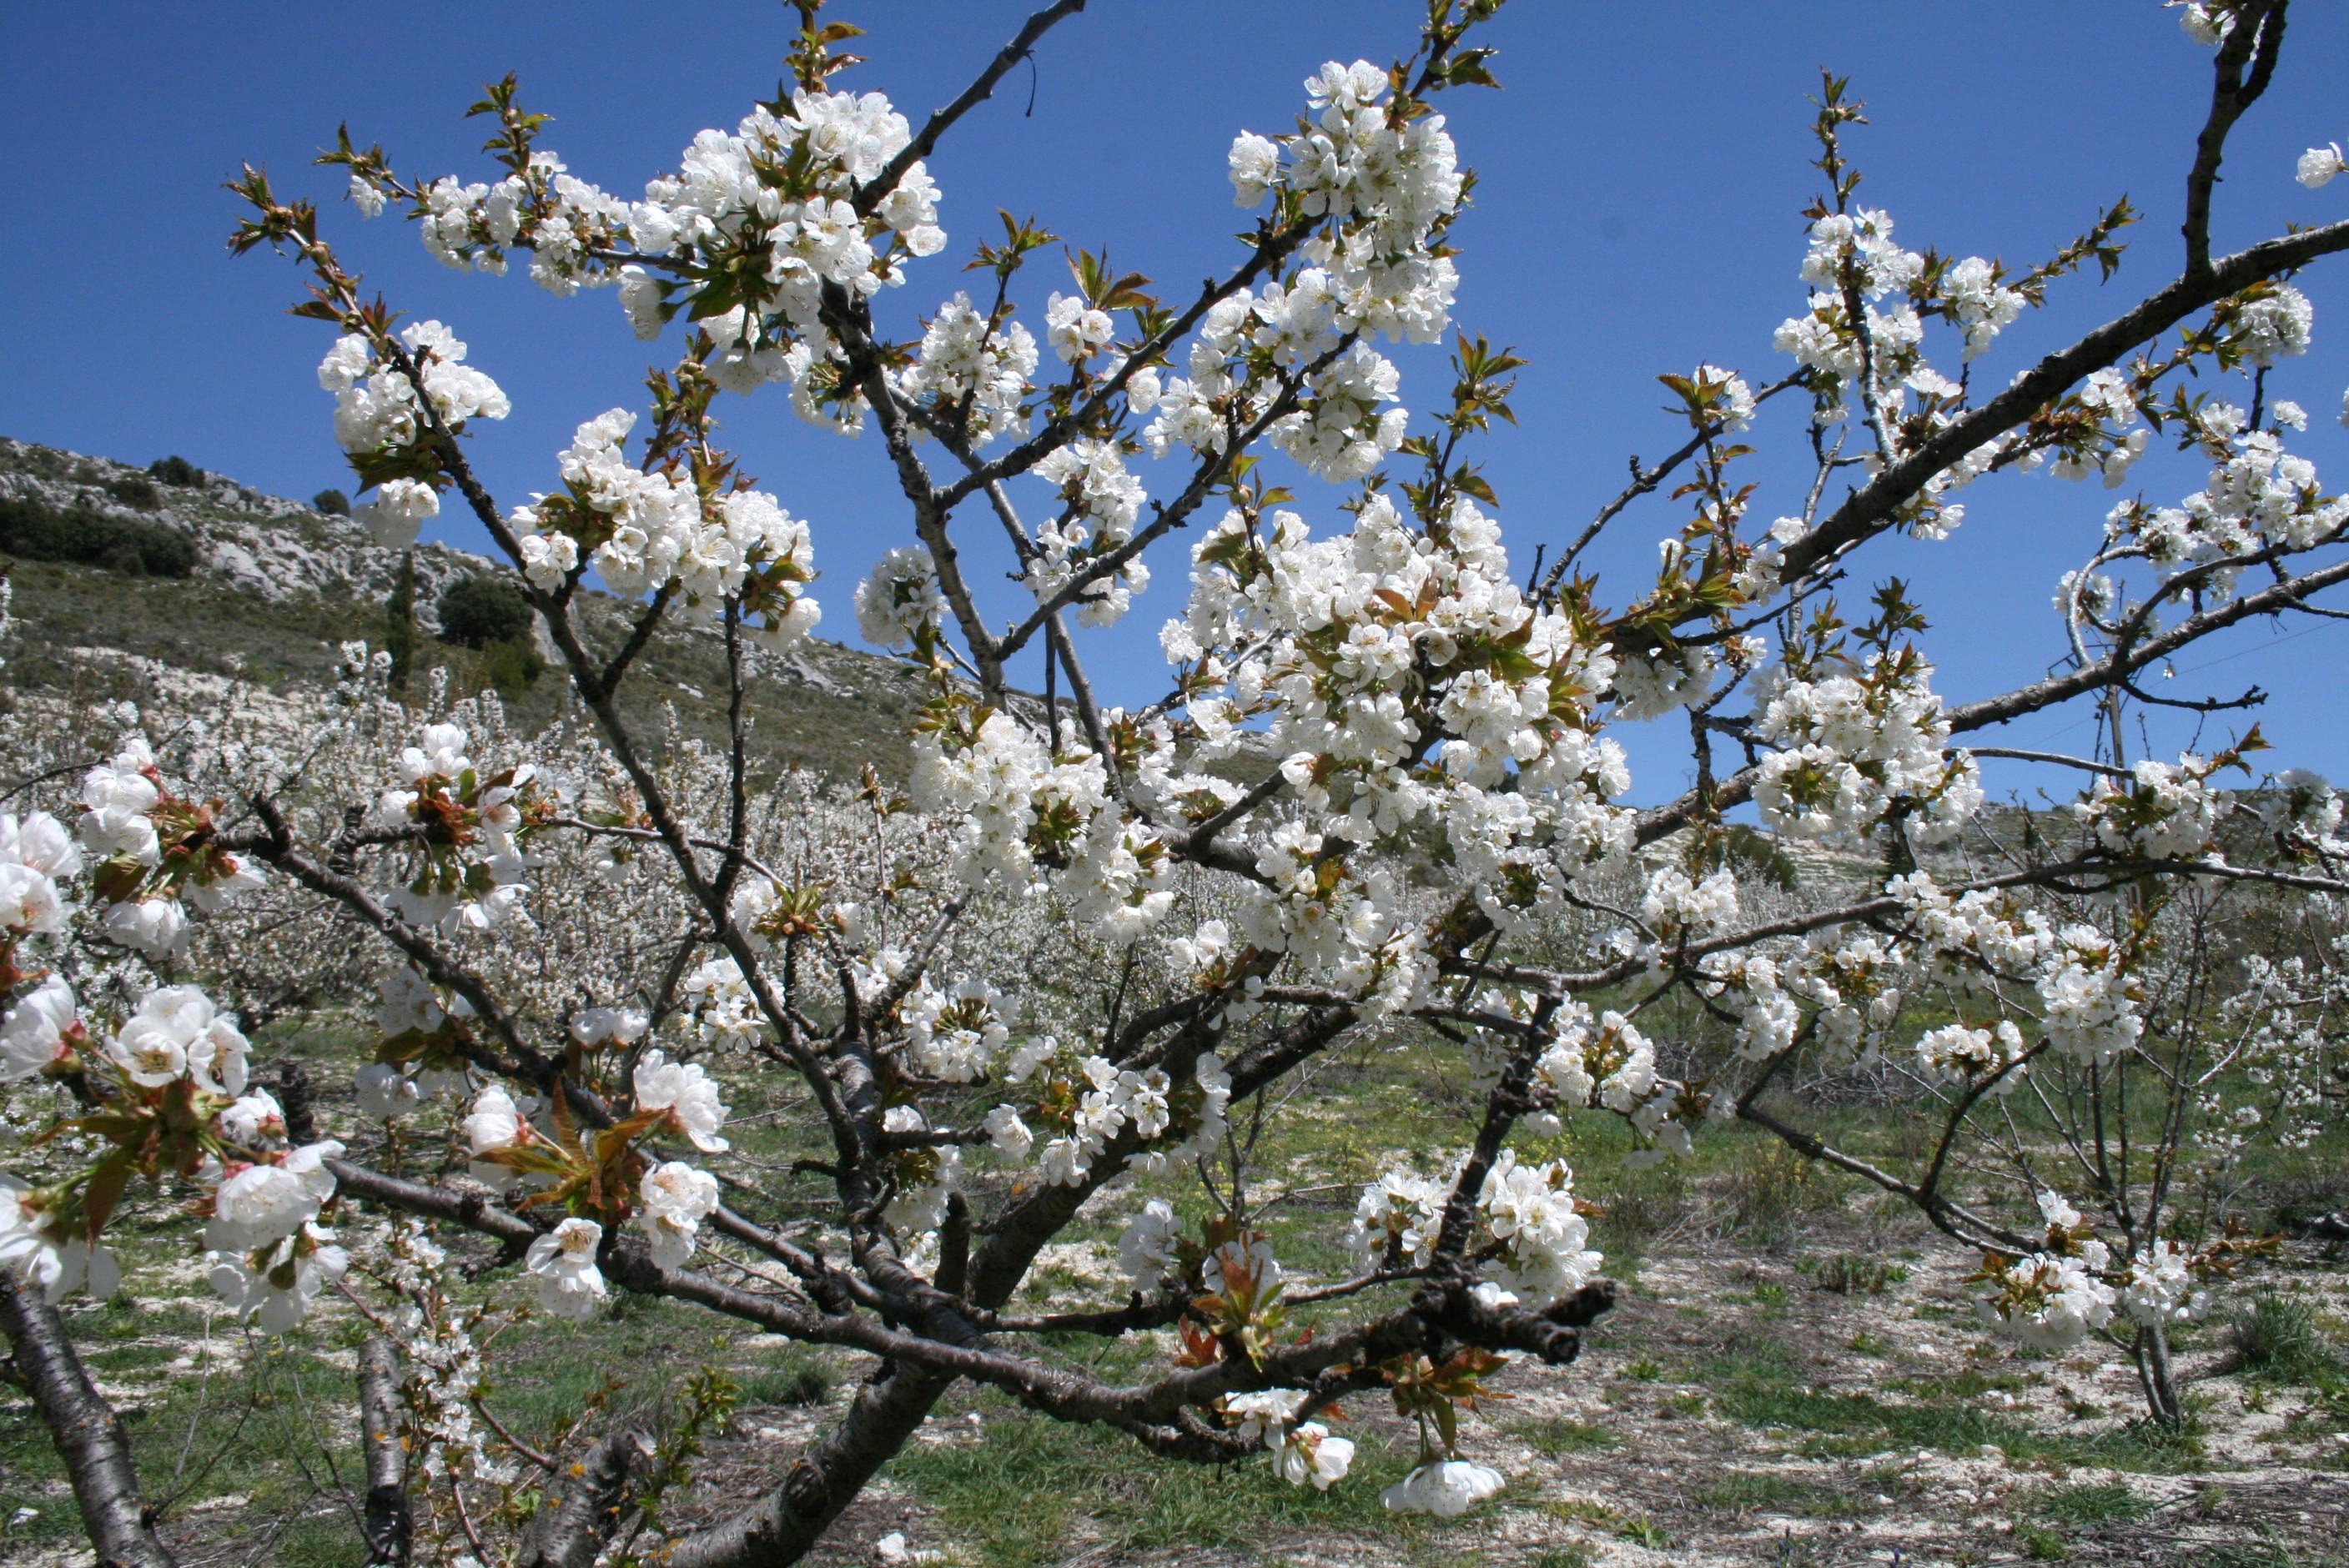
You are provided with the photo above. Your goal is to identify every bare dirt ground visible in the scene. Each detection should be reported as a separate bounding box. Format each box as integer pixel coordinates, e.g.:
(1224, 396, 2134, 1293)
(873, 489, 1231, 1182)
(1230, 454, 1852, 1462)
(6, 1174, 2340, 1566)
(646, 1203, 2349, 1568)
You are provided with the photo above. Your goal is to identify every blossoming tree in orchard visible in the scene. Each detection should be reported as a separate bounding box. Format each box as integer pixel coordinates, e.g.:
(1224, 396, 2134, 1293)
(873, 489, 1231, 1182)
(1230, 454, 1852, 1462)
(6, 0, 2349, 1560)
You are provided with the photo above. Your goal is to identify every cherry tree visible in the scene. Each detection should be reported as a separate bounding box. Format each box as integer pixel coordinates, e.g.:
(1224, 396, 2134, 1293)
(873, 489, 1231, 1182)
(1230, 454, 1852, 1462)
(5, 0, 2349, 1562)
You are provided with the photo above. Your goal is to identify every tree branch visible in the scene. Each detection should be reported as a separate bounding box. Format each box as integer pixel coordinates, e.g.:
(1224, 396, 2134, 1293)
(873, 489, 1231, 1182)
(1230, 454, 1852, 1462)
(851, 0, 1090, 220)
(2183, 0, 2288, 274)
(0, 1274, 178, 1568)
(355, 1336, 410, 1567)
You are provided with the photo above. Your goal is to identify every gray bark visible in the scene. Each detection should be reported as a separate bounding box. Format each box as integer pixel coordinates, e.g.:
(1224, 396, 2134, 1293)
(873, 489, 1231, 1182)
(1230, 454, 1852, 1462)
(0, 1273, 178, 1568)
(355, 1335, 410, 1565)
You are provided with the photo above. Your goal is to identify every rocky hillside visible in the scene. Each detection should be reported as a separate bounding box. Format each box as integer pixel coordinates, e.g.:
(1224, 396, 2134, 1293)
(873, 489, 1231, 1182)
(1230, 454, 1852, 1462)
(0, 435, 937, 780)
(0, 435, 2055, 900)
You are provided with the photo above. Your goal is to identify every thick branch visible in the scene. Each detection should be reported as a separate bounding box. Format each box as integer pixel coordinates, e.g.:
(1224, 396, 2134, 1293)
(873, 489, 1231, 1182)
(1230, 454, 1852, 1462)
(2183, 0, 2287, 274)
(1751, 217, 2349, 610)
(356, 1337, 410, 1568)
(0, 1274, 179, 1568)
(517, 1429, 650, 1568)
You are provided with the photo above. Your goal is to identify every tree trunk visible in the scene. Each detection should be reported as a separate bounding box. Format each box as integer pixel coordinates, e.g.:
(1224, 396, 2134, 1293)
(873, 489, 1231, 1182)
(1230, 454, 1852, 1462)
(520, 1428, 652, 1568)
(0, 1274, 179, 1568)
(2131, 1322, 2185, 1429)
(657, 1363, 953, 1568)
(355, 1336, 410, 1566)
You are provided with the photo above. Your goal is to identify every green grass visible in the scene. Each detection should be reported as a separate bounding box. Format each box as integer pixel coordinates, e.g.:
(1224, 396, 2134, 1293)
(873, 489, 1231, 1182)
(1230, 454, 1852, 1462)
(1885, 1367, 2029, 1400)
(1811, 1253, 1909, 1295)
(1515, 1416, 1618, 1457)
(276, 1514, 367, 1568)
(2234, 1293, 2342, 1387)
(1697, 1470, 1873, 1517)
(2198, 1530, 2349, 1567)
(888, 1392, 1445, 1566)
(1701, 1329, 1806, 1385)
(1715, 1135, 1848, 1242)
(1546, 1497, 1667, 1548)
(738, 1354, 835, 1409)
(2028, 1480, 2150, 1527)
(1588, 1162, 1687, 1264)
(1706, 1354, 2202, 1474)
(485, 1298, 737, 1444)
(2016, 1520, 2070, 1560)
(1529, 1547, 1598, 1568)
(0, 1331, 370, 1556)
(1620, 1513, 1670, 1548)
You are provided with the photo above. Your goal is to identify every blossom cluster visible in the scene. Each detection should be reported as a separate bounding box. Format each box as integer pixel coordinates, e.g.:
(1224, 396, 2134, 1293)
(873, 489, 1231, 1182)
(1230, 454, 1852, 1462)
(4, 961, 349, 1332)
(2103, 418, 2343, 602)
(894, 292, 1039, 448)
(1913, 1019, 2029, 1093)
(907, 707, 1118, 892)
(1226, 60, 1465, 346)
(1026, 439, 1151, 626)
(317, 321, 511, 547)
(1011, 1043, 1227, 1191)
(1974, 1192, 2214, 1350)
(372, 1219, 521, 1495)
(411, 148, 634, 297)
(1748, 654, 1980, 845)
(1220, 1387, 1355, 1490)
(506, 410, 822, 649)
(205, 1112, 350, 1332)
(616, 92, 942, 415)
(365, 721, 540, 932)
(78, 738, 264, 956)
(1162, 490, 1634, 1005)
(455, 1048, 727, 1304)
(1345, 1148, 1604, 1301)
(1691, 865, 2157, 1083)
(2074, 754, 2226, 861)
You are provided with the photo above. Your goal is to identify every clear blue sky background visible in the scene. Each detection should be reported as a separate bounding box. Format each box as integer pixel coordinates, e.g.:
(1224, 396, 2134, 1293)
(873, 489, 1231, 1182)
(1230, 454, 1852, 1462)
(6, 3, 2346, 803)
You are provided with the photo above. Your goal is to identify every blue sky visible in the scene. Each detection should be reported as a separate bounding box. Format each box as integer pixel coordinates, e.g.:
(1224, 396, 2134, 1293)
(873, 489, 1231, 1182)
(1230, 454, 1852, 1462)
(6, 2, 2346, 803)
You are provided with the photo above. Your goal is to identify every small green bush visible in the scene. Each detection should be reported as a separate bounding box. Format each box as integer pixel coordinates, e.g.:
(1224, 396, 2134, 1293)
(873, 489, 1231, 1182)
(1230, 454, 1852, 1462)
(437, 572, 536, 649)
(471, 636, 545, 700)
(739, 1357, 832, 1408)
(1595, 1162, 1688, 1260)
(103, 474, 162, 511)
(2234, 1292, 2339, 1384)
(147, 455, 207, 488)
(0, 494, 196, 577)
(1720, 1141, 1835, 1238)
(2030, 1480, 2150, 1526)
(311, 488, 350, 516)
(1816, 1253, 1908, 1295)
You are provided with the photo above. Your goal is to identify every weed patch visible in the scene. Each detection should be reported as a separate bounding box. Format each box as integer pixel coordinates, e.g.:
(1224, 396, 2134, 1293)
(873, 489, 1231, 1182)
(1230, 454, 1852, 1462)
(891, 1394, 1440, 1566)
(2235, 1292, 2341, 1386)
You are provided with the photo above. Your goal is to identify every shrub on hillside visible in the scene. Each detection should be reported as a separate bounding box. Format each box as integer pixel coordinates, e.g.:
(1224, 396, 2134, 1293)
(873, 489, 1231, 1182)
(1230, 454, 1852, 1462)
(470, 634, 546, 698)
(0, 493, 196, 577)
(312, 487, 350, 516)
(103, 474, 162, 511)
(146, 455, 206, 487)
(435, 571, 535, 649)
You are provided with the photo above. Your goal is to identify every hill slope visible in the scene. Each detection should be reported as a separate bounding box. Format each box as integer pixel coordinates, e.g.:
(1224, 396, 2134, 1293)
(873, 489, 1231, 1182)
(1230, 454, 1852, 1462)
(0, 435, 934, 779)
